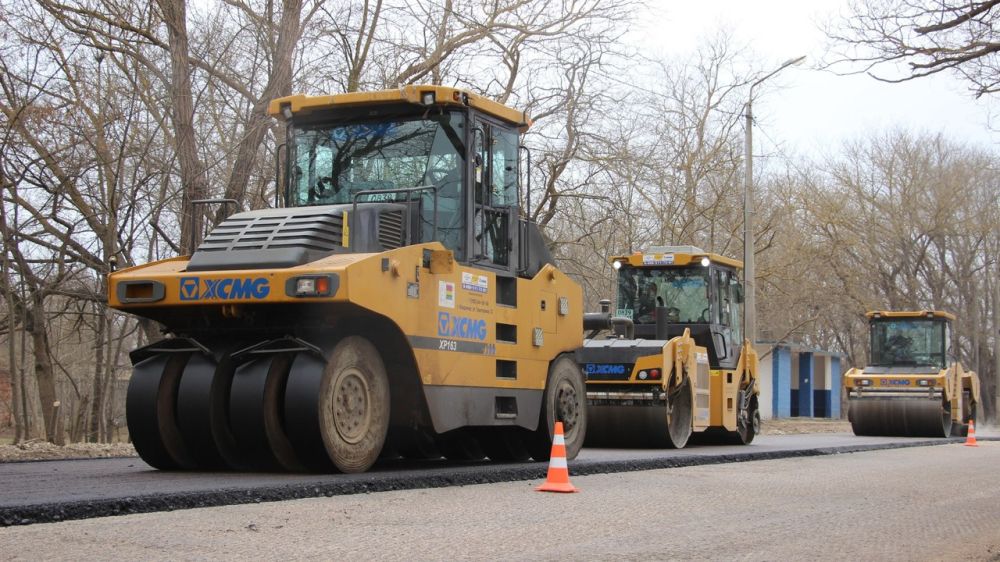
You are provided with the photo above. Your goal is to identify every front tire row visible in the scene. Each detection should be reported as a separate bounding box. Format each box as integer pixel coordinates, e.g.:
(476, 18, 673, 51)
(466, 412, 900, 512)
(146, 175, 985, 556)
(126, 339, 588, 473)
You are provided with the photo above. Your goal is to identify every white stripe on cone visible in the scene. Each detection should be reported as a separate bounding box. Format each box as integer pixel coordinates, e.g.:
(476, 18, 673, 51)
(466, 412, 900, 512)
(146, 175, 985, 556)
(554, 434, 565, 446)
(548, 457, 568, 469)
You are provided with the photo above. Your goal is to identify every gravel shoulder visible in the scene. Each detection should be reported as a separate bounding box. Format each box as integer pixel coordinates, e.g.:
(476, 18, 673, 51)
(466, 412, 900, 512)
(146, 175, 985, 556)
(0, 419, 854, 463)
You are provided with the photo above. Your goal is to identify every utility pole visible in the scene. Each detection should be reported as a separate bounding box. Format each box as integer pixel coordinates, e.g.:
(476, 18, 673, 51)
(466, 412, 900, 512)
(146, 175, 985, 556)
(743, 55, 805, 346)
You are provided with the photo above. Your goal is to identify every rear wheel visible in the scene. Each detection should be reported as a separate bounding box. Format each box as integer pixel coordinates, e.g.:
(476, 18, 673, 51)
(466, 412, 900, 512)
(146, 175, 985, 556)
(733, 394, 760, 445)
(481, 428, 532, 462)
(952, 392, 975, 437)
(437, 429, 485, 461)
(318, 336, 390, 473)
(525, 355, 587, 461)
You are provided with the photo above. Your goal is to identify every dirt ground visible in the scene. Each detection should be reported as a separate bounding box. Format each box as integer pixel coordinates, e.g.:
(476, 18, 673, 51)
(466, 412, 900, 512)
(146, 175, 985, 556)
(0, 418, 853, 462)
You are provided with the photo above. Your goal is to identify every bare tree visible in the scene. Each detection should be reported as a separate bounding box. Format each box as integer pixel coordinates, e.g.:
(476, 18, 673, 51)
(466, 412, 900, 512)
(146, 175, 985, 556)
(824, 0, 1000, 97)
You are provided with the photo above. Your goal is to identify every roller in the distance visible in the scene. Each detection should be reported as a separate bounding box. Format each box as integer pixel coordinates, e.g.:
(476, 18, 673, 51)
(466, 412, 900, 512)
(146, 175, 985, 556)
(845, 310, 979, 437)
(110, 86, 588, 473)
(577, 246, 761, 448)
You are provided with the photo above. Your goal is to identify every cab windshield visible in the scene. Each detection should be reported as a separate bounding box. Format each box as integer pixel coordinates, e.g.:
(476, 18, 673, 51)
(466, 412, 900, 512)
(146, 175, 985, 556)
(616, 266, 710, 324)
(870, 318, 947, 369)
(290, 113, 465, 205)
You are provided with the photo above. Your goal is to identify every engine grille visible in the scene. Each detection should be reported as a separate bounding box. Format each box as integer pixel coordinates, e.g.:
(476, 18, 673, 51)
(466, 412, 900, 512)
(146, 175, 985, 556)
(198, 210, 344, 253)
(378, 210, 405, 249)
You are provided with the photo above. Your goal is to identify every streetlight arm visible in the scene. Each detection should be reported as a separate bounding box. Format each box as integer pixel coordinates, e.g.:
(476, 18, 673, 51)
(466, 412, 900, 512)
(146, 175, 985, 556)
(750, 55, 807, 98)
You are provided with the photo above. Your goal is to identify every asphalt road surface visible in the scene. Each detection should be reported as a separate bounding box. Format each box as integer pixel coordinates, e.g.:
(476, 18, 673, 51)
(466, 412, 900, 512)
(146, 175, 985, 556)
(0, 433, 993, 527)
(2, 441, 998, 560)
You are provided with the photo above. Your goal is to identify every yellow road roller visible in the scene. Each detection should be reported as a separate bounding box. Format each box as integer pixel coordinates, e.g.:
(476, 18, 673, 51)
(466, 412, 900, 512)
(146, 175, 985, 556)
(845, 311, 979, 437)
(108, 86, 587, 473)
(578, 246, 760, 448)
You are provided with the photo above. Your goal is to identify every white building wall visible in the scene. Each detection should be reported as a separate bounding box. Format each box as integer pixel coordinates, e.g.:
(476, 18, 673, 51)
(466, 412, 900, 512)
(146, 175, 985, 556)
(757, 347, 774, 420)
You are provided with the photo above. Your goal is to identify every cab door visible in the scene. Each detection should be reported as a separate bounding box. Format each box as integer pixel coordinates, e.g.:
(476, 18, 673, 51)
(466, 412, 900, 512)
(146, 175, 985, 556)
(470, 118, 519, 273)
(710, 267, 740, 369)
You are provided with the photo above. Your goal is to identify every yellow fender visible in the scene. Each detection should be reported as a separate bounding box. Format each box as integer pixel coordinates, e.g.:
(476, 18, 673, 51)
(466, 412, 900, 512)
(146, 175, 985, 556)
(659, 328, 697, 393)
(734, 339, 760, 396)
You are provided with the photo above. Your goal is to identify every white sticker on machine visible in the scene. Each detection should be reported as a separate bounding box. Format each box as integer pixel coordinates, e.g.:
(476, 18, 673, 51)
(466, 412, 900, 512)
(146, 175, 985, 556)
(461, 271, 488, 294)
(643, 253, 675, 265)
(438, 281, 455, 308)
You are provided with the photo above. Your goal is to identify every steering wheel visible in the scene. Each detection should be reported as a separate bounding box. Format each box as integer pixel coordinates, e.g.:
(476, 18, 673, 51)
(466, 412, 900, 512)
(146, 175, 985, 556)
(699, 308, 710, 323)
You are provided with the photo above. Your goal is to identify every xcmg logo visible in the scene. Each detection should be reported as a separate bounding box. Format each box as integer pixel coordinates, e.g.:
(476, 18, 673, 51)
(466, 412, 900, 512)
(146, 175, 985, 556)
(584, 364, 628, 376)
(179, 277, 270, 301)
(880, 379, 911, 386)
(437, 311, 487, 341)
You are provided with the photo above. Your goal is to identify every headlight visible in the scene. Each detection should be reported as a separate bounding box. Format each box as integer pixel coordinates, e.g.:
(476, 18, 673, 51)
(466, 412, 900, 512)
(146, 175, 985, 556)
(856, 379, 872, 386)
(286, 274, 336, 297)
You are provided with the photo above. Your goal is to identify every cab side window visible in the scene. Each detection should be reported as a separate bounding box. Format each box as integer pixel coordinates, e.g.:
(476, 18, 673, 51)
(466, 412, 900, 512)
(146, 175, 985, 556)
(729, 274, 743, 342)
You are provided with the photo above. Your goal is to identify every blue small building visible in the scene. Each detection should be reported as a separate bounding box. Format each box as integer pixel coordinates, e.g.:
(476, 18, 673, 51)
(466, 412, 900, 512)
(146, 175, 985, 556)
(756, 342, 843, 419)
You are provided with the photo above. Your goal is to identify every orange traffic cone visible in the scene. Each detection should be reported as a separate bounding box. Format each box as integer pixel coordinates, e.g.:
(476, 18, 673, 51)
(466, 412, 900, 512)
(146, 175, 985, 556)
(536, 422, 578, 493)
(964, 419, 978, 447)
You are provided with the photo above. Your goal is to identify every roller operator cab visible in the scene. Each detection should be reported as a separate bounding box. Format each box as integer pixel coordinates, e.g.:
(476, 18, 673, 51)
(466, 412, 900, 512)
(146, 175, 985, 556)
(109, 86, 587, 473)
(844, 311, 979, 437)
(577, 246, 760, 448)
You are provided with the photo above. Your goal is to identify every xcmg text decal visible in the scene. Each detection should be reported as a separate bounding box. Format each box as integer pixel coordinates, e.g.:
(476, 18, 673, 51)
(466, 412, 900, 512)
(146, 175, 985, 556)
(179, 277, 271, 301)
(437, 311, 487, 341)
(584, 364, 628, 376)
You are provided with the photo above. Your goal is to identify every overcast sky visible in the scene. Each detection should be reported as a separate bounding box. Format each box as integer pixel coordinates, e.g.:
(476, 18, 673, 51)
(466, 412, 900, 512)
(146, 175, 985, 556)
(635, 0, 999, 160)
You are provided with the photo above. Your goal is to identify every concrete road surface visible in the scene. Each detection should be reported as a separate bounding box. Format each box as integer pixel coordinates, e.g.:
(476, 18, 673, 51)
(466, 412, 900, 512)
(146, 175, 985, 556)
(2, 442, 998, 560)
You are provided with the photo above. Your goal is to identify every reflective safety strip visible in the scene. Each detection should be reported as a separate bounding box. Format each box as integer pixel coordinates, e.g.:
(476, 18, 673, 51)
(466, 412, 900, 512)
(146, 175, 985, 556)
(548, 457, 568, 469)
(553, 434, 565, 446)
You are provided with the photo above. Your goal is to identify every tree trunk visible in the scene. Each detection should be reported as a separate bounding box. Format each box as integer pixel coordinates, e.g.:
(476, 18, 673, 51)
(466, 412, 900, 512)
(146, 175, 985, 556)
(157, 0, 209, 254)
(26, 295, 61, 444)
(87, 303, 106, 443)
(994, 264, 999, 424)
(215, 0, 302, 222)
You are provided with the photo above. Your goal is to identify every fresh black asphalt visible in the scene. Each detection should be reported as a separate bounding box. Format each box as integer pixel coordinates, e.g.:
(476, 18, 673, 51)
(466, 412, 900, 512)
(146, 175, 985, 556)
(1, 433, 991, 526)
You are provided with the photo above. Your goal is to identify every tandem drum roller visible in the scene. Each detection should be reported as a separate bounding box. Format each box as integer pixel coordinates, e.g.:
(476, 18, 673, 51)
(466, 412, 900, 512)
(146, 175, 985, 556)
(848, 398, 952, 437)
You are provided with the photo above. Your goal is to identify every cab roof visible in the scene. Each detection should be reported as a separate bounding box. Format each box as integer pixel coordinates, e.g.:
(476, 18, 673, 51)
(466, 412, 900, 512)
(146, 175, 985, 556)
(268, 85, 531, 130)
(867, 310, 956, 321)
(611, 245, 742, 270)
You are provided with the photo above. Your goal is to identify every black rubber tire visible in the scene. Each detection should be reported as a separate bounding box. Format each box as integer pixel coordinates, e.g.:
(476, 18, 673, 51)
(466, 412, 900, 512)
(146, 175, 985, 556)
(126, 353, 197, 470)
(175, 353, 228, 469)
(481, 428, 532, 462)
(394, 428, 442, 460)
(525, 355, 587, 461)
(952, 397, 976, 437)
(229, 353, 306, 471)
(209, 349, 251, 470)
(664, 377, 694, 449)
(283, 353, 337, 472)
(437, 429, 485, 461)
(732, 394, 760, 445)
(317, 336, 391, 473)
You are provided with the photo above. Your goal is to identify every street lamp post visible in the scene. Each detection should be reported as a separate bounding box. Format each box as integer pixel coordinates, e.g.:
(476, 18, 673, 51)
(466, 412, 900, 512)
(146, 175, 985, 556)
(743, 55, 805, 347)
